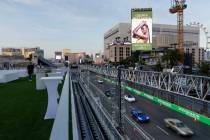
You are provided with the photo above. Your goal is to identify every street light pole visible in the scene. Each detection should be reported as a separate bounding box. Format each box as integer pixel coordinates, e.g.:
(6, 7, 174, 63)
(117, 65, 124, 134)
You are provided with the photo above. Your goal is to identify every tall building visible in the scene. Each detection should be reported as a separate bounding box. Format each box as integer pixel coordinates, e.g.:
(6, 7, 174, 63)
(184, 46, 204, 66)
(0, 55, 28, 69)
(64, 52, 86, 64)
(95, 53, 103, 64)
(153, 24, 199, 49)
(62, 48, 71, 61)
(55, 51, 62, 60)
(1, 47, 44, 58)
(108, 44, 131, 62)
(104, 23, 131, 61)
(2, 48, 22, 56)
(63, 48, 71, 54)
(104, 23, 200, 63)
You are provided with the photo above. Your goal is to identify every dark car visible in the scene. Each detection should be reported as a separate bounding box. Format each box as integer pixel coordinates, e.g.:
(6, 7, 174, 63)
(70, 64, 78, 69)
(104, 89, 115, 97)
(131, 109, 150, 123)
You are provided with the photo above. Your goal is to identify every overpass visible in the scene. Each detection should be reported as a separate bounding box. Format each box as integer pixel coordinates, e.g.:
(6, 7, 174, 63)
(78, 65, 210, 139)
(50, 65, 210, 140)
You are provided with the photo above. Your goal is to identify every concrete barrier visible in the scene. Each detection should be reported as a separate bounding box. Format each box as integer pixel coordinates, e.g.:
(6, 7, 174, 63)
(0, 69, 27, 83)
(50, 70, 69, 140)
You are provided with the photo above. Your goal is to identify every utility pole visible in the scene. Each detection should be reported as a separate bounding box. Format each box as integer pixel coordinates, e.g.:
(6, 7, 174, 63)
(117, 65, 124, 134)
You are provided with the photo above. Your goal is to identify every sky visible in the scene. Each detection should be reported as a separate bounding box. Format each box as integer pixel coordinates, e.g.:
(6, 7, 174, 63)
(0, 0, 210, 58)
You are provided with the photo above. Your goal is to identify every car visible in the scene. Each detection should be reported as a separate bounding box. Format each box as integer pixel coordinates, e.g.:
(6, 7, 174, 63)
(164, 118, 194, 136)
(131, 109, 150, 123)
(97, 80, 104, 84)
(104, 89, 115, 97)
(70, 64, 78, 69)
(124, 94, 136, 102)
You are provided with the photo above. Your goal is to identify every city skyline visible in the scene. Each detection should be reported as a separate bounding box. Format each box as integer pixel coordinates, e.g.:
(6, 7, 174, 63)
(0, 0, 209, 58)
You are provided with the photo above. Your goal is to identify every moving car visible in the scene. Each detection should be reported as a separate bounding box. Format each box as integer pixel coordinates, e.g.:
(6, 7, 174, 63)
(124, 94, 136, 102)
(70, 64, 78, 69)
(164, 118, 194, 136)
(131, 109, 150, 123)
(104, 89, 115, 97)
(97, 79, 104, 84)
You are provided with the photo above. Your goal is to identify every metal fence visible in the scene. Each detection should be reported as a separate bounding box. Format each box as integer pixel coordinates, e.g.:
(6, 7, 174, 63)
(80, 70, 155, 140)
(79, 76, 123, 140)
(80, 65, 210, 102)
(125, 80, 210, 117)
(81, 65, 210, 118)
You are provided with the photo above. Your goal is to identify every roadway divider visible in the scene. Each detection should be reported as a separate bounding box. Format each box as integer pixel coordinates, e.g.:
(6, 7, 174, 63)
(49, 70, 70, 140)
(101, 77, 210, 126)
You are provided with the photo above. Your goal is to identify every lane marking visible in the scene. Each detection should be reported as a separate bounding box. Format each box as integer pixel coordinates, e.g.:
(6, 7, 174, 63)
(125, 116, 155, 140)
(93, 75, 170, 139)
(156, 125, 169, 136)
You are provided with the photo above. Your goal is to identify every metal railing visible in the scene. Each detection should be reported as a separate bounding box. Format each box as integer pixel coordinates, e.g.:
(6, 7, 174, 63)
(80, 70, 155, 140)
(80, 65, 210, 101)
(80, 65, 210, 119)
(79, 77, 123, 140)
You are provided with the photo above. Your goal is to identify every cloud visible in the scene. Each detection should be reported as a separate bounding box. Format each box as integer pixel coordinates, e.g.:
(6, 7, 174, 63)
(1, 0, 209, 58)
(6, 0, 42, 6)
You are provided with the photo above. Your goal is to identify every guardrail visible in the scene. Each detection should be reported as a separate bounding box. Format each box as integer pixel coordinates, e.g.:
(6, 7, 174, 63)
(79, 78, 123, 140)
(80, 72, 155, 140)
(49, 70, 69, 140)
(80, 65, 210, 101)
(81, 66, 210, 118)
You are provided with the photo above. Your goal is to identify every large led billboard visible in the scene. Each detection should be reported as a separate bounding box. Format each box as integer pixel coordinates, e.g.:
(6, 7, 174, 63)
(131, 8, 152, 51)
(55, 55, 61, 60)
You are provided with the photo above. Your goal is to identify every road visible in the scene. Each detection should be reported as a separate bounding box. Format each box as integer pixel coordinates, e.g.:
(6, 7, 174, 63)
(85, 72, 210, 140)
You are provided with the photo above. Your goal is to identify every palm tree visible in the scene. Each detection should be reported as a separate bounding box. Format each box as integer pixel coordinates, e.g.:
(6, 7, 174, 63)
(162, 49, 181, 68)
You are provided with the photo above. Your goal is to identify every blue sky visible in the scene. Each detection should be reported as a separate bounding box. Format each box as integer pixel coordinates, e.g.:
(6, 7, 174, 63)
(0, 0, 209, 58)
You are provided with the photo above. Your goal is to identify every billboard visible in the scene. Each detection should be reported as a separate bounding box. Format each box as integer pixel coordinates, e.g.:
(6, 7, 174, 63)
(55, 55, 61, 60)
(131, 8, 152, 51)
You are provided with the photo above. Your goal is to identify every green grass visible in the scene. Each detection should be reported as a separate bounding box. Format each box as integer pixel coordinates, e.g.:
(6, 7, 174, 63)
(0, 76, 53, 140)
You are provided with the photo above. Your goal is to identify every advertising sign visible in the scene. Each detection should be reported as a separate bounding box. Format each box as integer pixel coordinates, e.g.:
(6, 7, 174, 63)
(131, 8, 152, 51)
(55, 55, 61, 60)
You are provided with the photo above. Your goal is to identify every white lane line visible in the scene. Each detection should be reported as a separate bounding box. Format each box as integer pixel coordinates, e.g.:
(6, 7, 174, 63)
(156, 125, 169, 136)
(125, 116, 155, 140)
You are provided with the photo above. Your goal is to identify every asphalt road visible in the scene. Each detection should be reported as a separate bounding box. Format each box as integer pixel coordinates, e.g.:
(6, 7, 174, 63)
(86, 72, 210, 140)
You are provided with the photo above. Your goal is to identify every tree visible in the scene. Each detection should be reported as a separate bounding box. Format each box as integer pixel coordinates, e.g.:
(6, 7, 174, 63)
(155, 61, 163, 72)
(120, 56, 139, 68)
(198, 61, 210, 76)
(162, 49, 181, 68)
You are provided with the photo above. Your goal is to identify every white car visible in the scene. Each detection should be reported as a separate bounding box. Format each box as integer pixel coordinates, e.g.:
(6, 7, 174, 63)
(124, 95, 135, 102)
(164, 118, 194, 136)
(97, 80, 104, 84)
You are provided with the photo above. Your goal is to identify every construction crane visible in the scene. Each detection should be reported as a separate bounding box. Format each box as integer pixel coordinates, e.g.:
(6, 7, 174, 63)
(169, 0, 187, 63)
